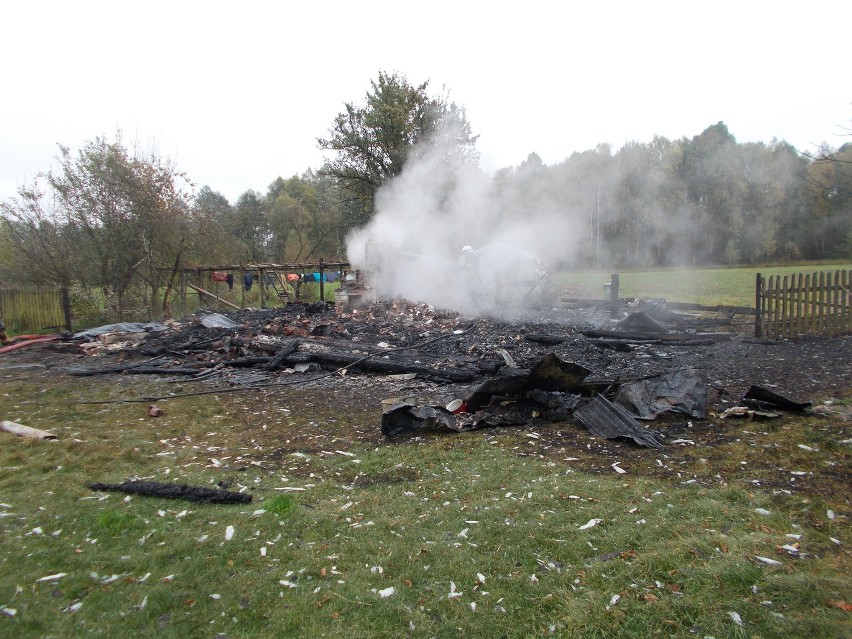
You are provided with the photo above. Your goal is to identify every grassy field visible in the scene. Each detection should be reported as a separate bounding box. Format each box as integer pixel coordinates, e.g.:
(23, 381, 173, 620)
(0, 368, 849, 638)
(551, 262, 852, 307)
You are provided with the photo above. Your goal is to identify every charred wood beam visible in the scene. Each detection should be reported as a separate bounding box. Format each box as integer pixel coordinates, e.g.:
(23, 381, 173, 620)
(262, 339, 301, 370)
(284, 350, 479, 382)
(581, 329, 724, 343)
(69, 364, 211, 376)
(88, 481, 252, 504)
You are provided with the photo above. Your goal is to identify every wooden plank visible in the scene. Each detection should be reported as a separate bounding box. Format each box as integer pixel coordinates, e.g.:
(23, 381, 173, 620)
(770, 275, 779, 337)
(786, 275, 793, 337)
(186, 283, 240, 310)
(831, 270, 840, 335)
(754, 273, 763, 337)
(794, 272, 803, 336)
(802, 273, 811, 334)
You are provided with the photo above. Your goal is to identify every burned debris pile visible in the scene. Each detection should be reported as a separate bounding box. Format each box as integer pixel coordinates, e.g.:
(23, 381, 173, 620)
(39, 294, 833, 450)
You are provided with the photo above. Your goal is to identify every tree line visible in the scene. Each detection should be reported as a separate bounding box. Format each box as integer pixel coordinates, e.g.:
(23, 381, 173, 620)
(1, 71, 849, 326)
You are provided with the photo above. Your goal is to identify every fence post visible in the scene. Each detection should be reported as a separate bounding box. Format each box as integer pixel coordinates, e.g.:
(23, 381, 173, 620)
(754, 273, 762, 338)
(609, 273, 619, 318)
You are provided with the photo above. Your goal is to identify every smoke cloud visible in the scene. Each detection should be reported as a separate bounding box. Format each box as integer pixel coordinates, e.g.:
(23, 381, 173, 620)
(345, 126, 584, 316)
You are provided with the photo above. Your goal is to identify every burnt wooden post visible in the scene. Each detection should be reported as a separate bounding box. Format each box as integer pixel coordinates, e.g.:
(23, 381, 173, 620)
(609, 273, 619, 317)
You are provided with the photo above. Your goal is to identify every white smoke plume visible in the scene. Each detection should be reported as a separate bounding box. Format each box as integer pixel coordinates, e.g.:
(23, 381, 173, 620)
(346, 127, 584, 316)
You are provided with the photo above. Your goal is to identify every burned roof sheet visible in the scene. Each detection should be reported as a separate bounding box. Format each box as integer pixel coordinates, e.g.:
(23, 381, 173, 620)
(573, 394, 665, 449)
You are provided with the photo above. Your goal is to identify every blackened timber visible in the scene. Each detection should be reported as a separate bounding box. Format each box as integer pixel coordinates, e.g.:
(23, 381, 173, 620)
(262, 339, 300, 370)
(88, 481, 251, 504)
(289, 349, 479, 382)
(581, 329, 727, 343)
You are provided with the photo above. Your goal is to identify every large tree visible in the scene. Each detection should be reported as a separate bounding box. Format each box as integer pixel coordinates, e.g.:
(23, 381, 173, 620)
(317, 71, 478, 228)
(47, 134, 191, 319)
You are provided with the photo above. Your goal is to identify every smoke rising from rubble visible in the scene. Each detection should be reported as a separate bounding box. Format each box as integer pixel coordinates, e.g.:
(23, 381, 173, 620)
(345, 129, 584, 316)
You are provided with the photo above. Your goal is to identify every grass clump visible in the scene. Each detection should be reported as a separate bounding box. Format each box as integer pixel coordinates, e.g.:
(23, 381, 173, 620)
(264, 494, 297, 517)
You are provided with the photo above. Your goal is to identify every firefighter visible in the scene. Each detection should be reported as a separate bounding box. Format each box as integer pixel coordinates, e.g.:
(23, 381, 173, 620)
(459, 246, 486, 310)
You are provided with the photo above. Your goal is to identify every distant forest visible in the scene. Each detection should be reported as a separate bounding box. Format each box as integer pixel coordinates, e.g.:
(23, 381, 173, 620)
(1, 70, 850, 323)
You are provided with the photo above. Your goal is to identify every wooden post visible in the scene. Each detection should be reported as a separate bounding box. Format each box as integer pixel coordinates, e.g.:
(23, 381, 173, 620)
(319, 259, 325, 303)
(754, 273, 762, 338)
(609, 273, 619, 317)
(260, 269, 267, 308)
(240, 266, 246, 309)
(60, 286, 72, 331)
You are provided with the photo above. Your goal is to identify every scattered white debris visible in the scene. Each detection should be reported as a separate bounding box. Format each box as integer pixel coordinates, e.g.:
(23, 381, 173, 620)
(607, 594, 621, 609)
(611, 463, 626, 474)
(786, 534, 802, 540)
(578, 518, 603, 531)
(336, 450, 356, 457)
(261, 547, 267, 557)
(36, 573, 66, 583)
(530, 574, 539, 584)
(754, 508, 772, 516)
(1, 607, 17, 617)
(378, 587, 395, 598)
(670, 439, 695, 445)
(470, 602, 476, 611)
(370, 566, 384, 574)
(279, 579, 297, 588)
(447, 581, 462, 599)
(477, 573, 486, 584)
(252, 509, 266, 516)
(797, 444, 816, 452)
(755, 556, 782, 566)
(197, 534, 209, 542)
(830, 537, 842, 546)
(63, 601, 82, 613)
(826, 509, 836, 520)
(210, 594, 222, 600)
(225, 525, 235, 541)
(458, 528, 469, 539)
(728, 611, 743, 626)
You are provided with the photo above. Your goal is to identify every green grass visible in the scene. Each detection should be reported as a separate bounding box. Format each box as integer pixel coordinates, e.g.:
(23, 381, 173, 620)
(552, 262, 852, 307)
(1, 371, 849, 638)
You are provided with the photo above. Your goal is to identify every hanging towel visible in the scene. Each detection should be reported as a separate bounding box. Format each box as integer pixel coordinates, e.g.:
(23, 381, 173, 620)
(244, 273, 254, 291)
(211, 271, 228, 282)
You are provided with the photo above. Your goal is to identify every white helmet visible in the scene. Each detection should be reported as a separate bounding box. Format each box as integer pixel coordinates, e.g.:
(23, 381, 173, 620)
(462, 245, 474, 253)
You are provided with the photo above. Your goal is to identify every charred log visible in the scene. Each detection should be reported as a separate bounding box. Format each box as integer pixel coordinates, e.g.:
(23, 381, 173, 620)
(88, 480, 252, 504)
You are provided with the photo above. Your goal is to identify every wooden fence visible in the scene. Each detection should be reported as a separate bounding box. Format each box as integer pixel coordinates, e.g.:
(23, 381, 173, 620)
(0, 288, 65, 333)
(755, 270, 851, 338)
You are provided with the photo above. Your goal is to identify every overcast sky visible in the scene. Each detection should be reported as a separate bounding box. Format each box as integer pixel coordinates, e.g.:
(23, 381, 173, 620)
(1, 1, 849, 204)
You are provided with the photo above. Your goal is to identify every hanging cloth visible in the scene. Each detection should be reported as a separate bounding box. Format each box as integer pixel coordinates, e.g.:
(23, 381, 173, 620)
(226, 273, 234, 290)
(243, 273, 254, 291)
